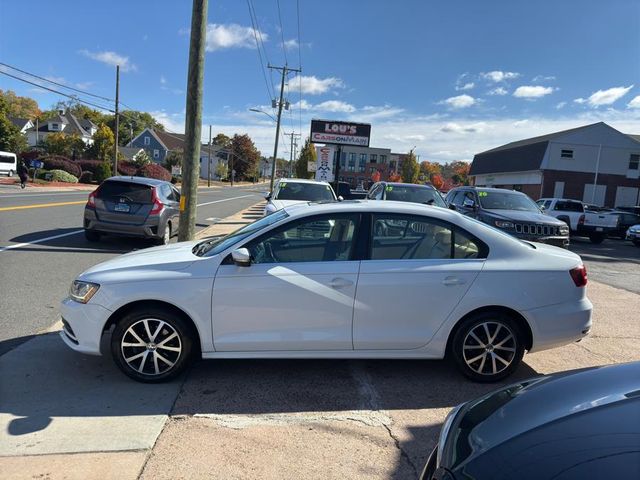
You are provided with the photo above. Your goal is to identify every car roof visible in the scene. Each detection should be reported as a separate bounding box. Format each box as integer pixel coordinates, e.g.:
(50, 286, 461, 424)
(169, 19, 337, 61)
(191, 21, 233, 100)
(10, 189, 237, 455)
(104, 176, 168, 187)
(276, 178, 330, 185)
(380, 182, 437, 189)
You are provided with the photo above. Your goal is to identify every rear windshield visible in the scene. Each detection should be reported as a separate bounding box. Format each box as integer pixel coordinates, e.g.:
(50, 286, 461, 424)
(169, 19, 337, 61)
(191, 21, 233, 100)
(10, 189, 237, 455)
(385, 185, 446, 207)
(98, 181, 153, 203)
(554, 201, 584, 212)
(275, 182, 336, 201)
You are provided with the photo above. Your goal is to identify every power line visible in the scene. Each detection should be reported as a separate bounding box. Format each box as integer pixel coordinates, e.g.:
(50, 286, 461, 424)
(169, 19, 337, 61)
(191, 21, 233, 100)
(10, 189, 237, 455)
(0, 62, 114, 103)
(296, 0, 303, 138)
(246, 0, 275, 102)
(248, 0, 277, 107)
(276, 0, 288, 65)
(0, 70, 115, 112)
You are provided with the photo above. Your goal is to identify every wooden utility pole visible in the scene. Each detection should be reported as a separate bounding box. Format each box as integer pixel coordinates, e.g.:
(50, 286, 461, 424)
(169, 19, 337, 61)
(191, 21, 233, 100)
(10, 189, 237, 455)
(267, 64, 301, 191)
(113, 65, 120, 174)
(178, 0, 208, 242)
(284, 132, 300, 177)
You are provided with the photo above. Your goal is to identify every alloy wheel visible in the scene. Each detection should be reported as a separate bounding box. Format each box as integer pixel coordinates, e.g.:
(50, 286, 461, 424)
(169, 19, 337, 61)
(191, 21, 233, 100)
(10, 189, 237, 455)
(462, 321, 517, 376)
(120, 318, 182, 376)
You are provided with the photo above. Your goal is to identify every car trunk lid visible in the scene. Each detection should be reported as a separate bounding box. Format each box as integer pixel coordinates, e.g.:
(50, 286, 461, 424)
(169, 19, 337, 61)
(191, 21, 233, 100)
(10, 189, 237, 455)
(94, 181, 154, 225)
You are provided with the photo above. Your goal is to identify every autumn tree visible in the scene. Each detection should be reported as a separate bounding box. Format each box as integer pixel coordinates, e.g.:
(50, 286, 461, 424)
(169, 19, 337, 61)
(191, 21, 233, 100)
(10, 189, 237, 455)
(213, 133, 231, 149)
(449, 160, 471, 185)
(431, 174, 445, 190)
(41, 132, 85, 158)
(0, 90, 41, 118)
(295, 137, 316, 179)
(401, 150, 419, 184)
(419, 160, 442, 181)
(86, 124, 115, 161)
(229, 134, 260, 180)
(388, 172, 402, 182)
(0, 95, 28, 152)
(371, 170, 381, 183)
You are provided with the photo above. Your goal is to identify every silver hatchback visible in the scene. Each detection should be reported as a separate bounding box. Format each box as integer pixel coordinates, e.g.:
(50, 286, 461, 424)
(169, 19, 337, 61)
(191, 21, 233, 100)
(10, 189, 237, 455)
(83, 176, 180, 245)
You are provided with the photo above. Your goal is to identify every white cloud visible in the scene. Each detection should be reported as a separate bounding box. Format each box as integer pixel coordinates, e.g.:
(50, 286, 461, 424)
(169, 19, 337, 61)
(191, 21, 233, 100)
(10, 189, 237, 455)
(205, 23, 267, 51)
(314, 100, 355, 112)
(576, 85, 634, 107)
(487, 87, 508, 96)
(75, 81, 94, 90)
(79, 50, 136, 72)
(456, 82, 475, 91)
(160, 75, 167, 85)
(513, 85, 555, 98)
(149, 110, 184, 133)
(441, 94, 476, 109)
(628, 95, 640, 109)
(290, 75, 344, 95)
(556, 101, 567, 109)
(440, 122, 485, 134)
(481, 71, 520, 83)
(355, 105, 405, 121)
(532, 75, 556, 82)
(284, 39, 298, 50)
(45, 75, 66, 84)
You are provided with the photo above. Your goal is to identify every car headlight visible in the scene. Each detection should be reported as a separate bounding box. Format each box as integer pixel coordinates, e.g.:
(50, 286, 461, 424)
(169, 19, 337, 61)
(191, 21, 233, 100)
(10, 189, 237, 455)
(69, 280, 100, 304)
(629, 226, 640, 233)
(494, 220, 514, 229)
(437, 403, 463, 467)
(559, 225, 570, 235)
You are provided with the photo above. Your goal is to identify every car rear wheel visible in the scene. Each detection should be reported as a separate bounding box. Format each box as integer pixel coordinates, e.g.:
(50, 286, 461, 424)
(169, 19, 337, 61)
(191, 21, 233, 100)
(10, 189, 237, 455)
(451, 312, 525, 382)
(633, 240, 640, 248)
(156, 222, 171, 245)
(589, 233, 605, 244)
(84, 229, 100, 242)
(111, 308, 194, 383)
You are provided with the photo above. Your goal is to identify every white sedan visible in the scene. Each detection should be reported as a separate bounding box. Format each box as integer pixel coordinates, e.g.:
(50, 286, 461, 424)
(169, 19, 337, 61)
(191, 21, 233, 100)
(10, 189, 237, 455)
(264, 178, 336, 216)
(60, 201, 592, 383)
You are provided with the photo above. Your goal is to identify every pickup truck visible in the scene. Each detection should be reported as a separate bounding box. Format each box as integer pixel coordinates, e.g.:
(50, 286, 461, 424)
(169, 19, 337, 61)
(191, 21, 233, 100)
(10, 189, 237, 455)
(536, 198, 619, 244)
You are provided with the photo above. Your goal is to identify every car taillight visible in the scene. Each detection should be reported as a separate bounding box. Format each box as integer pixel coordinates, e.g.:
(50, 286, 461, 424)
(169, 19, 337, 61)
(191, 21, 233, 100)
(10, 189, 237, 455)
(578, 214, 585, 225)
(149, 187, 164, 215)
(570, 265, 588, 287)
(86, 190, 96, 208)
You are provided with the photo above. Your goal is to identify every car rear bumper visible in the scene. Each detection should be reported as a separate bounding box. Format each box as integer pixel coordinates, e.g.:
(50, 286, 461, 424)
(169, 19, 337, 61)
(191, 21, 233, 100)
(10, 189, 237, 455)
(84, 209, 163, 238)
(525, 297, 592, 353)
(59, 297, 112, 355)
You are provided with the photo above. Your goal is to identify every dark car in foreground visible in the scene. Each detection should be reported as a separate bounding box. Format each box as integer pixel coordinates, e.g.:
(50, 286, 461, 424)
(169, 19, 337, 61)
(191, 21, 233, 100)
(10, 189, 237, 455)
(84, 176, 180, 245)
(367, 181, 447, 207)
(447, 187, 570, 248)
(422, 362, 640, 480)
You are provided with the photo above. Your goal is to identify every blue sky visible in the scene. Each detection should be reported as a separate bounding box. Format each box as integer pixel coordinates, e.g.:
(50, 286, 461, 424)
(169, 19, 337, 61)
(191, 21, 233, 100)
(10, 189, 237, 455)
(1, 0, 639, 161)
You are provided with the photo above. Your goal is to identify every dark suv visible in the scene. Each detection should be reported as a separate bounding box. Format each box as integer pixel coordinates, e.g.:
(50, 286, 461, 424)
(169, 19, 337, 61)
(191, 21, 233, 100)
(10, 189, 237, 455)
(445, 186, 570, 248)
(84, 176, 181, 245)
(367, 182, 447, 207)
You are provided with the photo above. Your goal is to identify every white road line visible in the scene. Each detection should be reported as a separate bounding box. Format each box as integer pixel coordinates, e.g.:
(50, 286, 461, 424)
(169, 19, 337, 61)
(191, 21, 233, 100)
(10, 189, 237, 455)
(197, 194, 255, 207)
(0, 230, 84, 253)
(0, 192, 91, 199)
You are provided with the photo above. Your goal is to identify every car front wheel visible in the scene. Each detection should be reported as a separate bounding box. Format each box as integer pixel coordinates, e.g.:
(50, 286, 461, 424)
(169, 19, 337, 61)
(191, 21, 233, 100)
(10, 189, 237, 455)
(451, 312, 525, 382)
(111, 308, 194, 383)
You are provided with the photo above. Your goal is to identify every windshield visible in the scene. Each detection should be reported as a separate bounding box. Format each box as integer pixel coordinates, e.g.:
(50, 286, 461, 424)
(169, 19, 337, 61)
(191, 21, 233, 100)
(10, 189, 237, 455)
(193, 209, 289, 257)
(478, 191, 539, 212)
(275, 182, 336, 201)
(385, 185, 446, 207)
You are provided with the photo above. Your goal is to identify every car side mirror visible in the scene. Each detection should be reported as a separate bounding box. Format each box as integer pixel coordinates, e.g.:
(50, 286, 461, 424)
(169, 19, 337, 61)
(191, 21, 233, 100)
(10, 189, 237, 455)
(337, 195, 344, 202)
(449, 204, 457, 211)
(231, 248, 251, 267)
(265, 193, 272, 201)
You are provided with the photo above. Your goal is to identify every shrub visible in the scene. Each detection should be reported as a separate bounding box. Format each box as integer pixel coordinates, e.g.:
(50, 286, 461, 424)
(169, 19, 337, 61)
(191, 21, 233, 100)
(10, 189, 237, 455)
(39, 155, 82, 178)
(138, 163, 171, 181)
(48, 169, 79, 183)
(117, 161, 137, 176)
(94, 162, 112, 183)
(79, 171, 94, 184)
(75, 159, 102, 175)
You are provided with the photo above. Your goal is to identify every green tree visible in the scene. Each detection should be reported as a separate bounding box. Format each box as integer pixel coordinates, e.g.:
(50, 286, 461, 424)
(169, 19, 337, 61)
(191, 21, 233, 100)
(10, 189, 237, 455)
(41, 132, 85, 158)
(133, 149, 151, 167)
(213, 133, 231, 149)
(94, 161, 112, 183)
(401, 150, 419, 184)
(108, 110, 166, 146)
(0, 90, 41, 118)
(87, 124, 115, 161)
(215, 161, 228, 180)
(164, 148, 183, 170)
(295, 137, 316, 179)
(229, 134, 260, 180)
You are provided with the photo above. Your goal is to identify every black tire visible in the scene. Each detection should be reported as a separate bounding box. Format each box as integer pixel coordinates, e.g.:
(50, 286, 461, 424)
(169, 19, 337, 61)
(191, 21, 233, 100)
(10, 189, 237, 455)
(633, 240, 640, 248)
(156, 222, 171, 245)
(451, 312, 525, 383)
(111, 307, 195, 383)
(84, 229, 101, 242)
(589, 233, 605, 244)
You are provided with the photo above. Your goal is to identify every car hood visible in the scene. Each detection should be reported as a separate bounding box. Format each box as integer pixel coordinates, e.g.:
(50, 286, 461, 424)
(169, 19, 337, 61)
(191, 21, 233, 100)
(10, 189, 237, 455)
(442, 362, 640, 472)
(79, 240, 200, 282)
(270, 199, 308, 211)
(482, 208, 564, 225)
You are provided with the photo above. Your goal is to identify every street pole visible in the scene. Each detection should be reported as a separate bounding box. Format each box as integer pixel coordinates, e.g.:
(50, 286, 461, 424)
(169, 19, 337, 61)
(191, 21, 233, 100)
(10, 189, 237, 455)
(268, 64, 301, 191)
(178, 0, 208, 242)
(230, 151, 234, 187)
(113, 65, 120, 174)
(207, 124, 212, 187)
(333, 146, 342, 193)
(284, 132, 300, 178)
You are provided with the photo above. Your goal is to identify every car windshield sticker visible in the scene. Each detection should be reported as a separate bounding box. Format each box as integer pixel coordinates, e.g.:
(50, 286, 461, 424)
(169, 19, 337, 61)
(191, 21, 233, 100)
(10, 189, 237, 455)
(386, 186, 393, 191)
(478, 191, 488, 197)
(280, 182, 287, 188)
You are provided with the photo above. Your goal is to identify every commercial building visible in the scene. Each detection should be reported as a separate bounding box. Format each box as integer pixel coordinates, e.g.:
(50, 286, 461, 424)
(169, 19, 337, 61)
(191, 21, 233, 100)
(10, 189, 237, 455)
(470, 122, 640, 207)
(334, 145, 392, 188)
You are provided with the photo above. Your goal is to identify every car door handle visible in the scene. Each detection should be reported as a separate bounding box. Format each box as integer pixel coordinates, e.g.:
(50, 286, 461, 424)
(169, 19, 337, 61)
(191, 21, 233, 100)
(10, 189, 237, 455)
(328, 277, 354, 289)
(442, 276, 466, 286)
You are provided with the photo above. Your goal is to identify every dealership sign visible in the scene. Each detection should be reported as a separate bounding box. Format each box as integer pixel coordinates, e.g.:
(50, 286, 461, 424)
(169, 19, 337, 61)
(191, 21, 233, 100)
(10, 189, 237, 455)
(315, 145, 335, 182)
(310, 119, 371, 147)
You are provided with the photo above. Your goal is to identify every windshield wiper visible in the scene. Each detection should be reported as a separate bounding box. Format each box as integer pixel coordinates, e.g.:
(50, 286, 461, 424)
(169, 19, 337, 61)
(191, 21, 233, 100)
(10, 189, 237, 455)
(192, 235, 225, 256)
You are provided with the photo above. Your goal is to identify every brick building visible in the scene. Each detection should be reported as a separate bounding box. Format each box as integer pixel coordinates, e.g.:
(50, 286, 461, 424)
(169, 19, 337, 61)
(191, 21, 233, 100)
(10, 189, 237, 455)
(335, 146, 392, 188)
(470, 122, 640, 207)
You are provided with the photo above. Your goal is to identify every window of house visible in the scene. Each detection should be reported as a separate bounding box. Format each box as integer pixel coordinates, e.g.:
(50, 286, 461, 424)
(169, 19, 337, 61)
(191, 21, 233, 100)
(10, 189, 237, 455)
(51, 123, 59, 130)
(360, 153, 367, 163)
(560, 149, 573, 159)
(359, 164, 366, 173)
(348, 165, 355, 172)
(153, 149, 160, 159)
(629, 154, 639, 170)
(144, 136, 151, 146)
(370, 154, 377, 163)
(349, 153, 356, 162)
(380, 155, 387, 164)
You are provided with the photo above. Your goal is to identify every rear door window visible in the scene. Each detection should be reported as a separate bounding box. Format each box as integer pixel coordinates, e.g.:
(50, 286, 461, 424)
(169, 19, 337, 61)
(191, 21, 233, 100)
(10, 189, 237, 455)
(554, 201, 583, 212)
(98, 181, 153, 203)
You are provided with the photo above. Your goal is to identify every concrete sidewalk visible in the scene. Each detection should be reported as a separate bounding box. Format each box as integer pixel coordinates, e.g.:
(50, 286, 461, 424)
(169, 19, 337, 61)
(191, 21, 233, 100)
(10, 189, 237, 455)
(1, 200, 638, 479)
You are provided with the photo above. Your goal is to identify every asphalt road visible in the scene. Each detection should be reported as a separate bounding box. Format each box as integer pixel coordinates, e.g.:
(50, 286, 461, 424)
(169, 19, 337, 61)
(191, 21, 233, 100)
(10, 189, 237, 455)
(0, 184, 267, 352)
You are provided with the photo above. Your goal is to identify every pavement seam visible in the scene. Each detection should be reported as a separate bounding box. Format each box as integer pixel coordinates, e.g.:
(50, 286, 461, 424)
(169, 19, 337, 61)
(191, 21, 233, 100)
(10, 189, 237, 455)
(0, 448, 150, 459)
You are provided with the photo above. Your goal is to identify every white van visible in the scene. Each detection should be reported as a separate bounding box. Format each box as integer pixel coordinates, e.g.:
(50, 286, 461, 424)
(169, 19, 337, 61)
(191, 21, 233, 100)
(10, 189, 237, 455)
(0, 151, 17, 177)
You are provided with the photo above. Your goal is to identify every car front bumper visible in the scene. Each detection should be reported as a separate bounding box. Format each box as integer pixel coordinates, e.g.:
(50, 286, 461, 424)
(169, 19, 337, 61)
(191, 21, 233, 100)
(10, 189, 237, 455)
(60, 297, 113, 355)
(525, 297, 592, 353)
(514, 234, 570, 248)
(626, 231, 640, 241)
